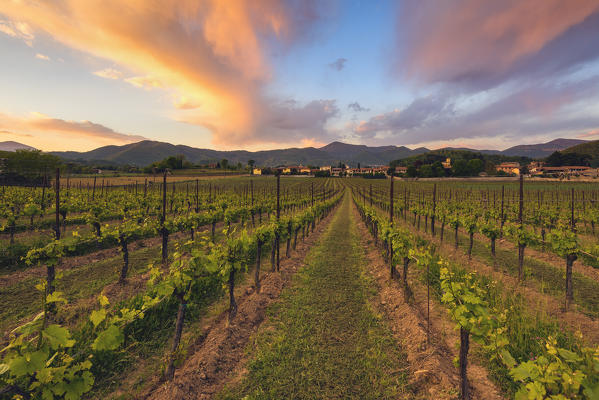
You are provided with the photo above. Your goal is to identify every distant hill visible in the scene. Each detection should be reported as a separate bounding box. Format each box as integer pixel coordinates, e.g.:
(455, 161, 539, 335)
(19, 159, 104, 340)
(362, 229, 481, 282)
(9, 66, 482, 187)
(436, 147, 502, 155)
(50, 140, 430, 167)
(319, 141, 428, 165)
(502, 138, 587, 158)
(0, 141, 37, 152)
(436, 139, 587, 159)
(48, 137, 588, 167)
(392, 148, 531, 168)
(561, 139, 599, 157)
(561, 139, 599, 167)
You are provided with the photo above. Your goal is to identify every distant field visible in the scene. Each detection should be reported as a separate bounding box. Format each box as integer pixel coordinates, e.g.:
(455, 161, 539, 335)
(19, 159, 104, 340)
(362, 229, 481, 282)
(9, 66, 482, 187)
(59, 170, 248, 187)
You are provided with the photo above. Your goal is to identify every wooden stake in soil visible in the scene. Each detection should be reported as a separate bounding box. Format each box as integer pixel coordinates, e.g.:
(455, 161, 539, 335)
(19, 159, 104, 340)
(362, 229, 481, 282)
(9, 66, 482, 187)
(276, 173, 281, 271)
(427, 261, 430, 347)
(518, 175, 525, 281)
(47, 168, 61, 300)
(54, 168, 60, 241)
(255, 240, 262, 292)
(500, 185, 505, 235)
(459, 327, 470, 400)
(166, 291, 187, 380)
(565, 188, 577, 310)
(389, 174, 394, 279)
(571, 187, 575, 232)
(431, 183, 436, 236)
(161, 171, 168, 264)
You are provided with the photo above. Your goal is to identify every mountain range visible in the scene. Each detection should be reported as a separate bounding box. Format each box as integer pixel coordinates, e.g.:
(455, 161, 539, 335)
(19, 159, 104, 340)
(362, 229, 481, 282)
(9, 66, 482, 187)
(47, 140, 432, 167)
(0, 138, 590, 167)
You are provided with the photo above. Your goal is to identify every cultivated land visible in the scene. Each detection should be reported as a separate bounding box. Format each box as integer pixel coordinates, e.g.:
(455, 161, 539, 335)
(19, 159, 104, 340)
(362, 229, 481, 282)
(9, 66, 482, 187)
(1, 175, 599, 399)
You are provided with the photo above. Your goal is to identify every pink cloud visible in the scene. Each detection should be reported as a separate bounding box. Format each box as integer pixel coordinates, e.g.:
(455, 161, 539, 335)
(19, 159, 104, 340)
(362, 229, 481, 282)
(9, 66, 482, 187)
(398, 0, 599, 86)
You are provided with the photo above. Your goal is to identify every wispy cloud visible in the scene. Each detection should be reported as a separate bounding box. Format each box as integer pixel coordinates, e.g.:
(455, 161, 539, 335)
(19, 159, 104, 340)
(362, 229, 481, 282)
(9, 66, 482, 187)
(328, 58, 347, 71)
(348, 102, 369, 112)
(0, 111, 147, 151)
(355, 95, 452, 139)
(35, 53, 49, 61)
(354, 76, 599, 148)
(577, 129, 599, 139)
(124, 75, 164, 90)
(93, 68, 123, 80)
(0, 19, 34, 46)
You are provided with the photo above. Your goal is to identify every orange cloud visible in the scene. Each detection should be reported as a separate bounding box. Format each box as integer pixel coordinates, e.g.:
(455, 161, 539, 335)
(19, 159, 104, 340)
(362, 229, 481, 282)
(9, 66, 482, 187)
(124, 76, 164, 90)
(0, 19, 34, 46)
(93, 68, 123, 80)
(0, 111, 146, 151)
(0, 1, 325, 146)
(35, 53, 50, 60)
(174, 96, 202, 110)
(300, 138, 327, 148)
(577, 128, 599, 138)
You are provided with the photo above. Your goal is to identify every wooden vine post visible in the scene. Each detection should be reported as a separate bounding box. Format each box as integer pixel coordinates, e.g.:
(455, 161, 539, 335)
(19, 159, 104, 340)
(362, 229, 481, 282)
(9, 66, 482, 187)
(565, 188, 577, 309)
(459, 326, 470, 399)
(47, 168, 61, 300)
(500, 185, 505, 235)
(517, 174, 525, 281)
(389, 173, 394, 279)
(276, 173, 281, 271)
(251, 180, 255, 226)
(431, 183, 436, 236)
(161, 171, 168, 264)
(54, 168, 60, 241)
(571, 187, 575, 232)
(195, 179, 199, 212)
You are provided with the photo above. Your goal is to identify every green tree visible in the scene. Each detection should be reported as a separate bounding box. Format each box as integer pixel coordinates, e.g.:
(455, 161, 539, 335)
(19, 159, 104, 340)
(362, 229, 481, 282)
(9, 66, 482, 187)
(1, 150, 61, 183)
(432, 161, 445, 177)
(406, 165, 418, 177)
(420, 164, 434, 177)
(467, 158, 484, 175)
(452, 159, 469, 176)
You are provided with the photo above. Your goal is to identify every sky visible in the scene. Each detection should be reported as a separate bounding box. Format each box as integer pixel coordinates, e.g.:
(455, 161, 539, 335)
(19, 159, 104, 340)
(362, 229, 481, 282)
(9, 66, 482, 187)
(1, 0, 599, 152)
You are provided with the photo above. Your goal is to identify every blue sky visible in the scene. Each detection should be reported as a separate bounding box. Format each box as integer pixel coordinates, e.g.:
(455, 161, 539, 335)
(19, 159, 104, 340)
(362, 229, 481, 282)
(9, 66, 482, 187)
(1, 0, 599, 152)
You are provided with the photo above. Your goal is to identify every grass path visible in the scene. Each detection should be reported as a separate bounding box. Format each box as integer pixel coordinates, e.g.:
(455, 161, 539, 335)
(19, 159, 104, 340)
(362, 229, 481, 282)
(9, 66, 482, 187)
(218, 194, 410, 399)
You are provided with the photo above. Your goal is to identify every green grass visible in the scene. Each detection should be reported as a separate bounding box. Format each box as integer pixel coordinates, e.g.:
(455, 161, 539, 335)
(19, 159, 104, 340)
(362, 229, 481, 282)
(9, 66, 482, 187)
(218, 195, 410, 400)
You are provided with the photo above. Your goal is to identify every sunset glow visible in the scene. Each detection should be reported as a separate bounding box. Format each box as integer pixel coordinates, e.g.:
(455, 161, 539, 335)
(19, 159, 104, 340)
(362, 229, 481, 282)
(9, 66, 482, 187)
(1, 0, 599, 151)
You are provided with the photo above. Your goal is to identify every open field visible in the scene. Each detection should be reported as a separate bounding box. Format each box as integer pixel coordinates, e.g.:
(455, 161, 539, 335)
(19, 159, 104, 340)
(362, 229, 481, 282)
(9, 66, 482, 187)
(54, 171, 248, 188)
